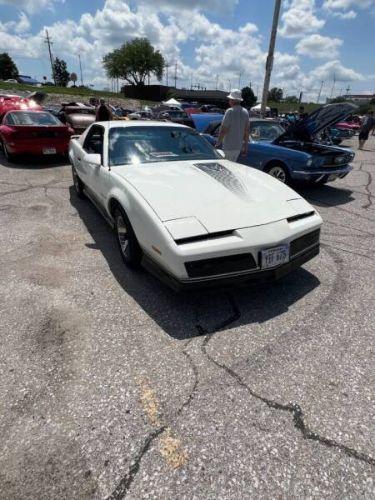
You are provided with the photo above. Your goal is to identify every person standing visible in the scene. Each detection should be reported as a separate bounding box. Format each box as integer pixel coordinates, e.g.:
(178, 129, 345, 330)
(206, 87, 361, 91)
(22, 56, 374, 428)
(358, 111, 375, 150)
(96, 98, 113, 121)
(216, 89, 250, 162)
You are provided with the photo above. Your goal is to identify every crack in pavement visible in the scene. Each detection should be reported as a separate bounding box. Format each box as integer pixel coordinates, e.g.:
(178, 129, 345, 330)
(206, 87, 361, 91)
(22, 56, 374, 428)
(105, 342, 199, 499)
(322, 241, 375, 262)
(359, 162, 373, 210)
(308, 196, 375, 224)
(197, 292, 375, 468)
(105, 426, 166, 500)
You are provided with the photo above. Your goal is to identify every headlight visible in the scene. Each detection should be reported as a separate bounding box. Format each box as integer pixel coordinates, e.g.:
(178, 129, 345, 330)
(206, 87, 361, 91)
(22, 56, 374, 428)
(306, 158, 313, 167)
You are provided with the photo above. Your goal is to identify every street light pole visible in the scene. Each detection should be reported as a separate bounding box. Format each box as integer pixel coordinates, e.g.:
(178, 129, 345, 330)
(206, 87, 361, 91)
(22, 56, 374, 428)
(260, 0, 282, 117)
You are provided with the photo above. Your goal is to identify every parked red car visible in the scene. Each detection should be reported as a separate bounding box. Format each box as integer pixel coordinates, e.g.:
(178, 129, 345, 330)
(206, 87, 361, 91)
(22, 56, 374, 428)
(0, 110, 74, 161)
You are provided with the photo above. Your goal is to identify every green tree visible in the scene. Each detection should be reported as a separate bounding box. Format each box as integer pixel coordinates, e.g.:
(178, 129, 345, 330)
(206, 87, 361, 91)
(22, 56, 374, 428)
(103, 38, 165, 87)
(53, 57, 70, 87)
(0, 53, 19, 80)
(284, 95, 299, 103)
(241, 86, 257, 108)
(330, 96, 346, 103)
(268, 87, 283, 102)
(369, 97, 375, 105)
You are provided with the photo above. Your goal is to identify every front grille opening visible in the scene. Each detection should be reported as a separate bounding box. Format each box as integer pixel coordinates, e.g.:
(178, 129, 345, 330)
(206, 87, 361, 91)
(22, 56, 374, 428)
(185, 253, 257, 278)
(290, 229, 320, 257)
(175, 230, 234, 245)
(287, 211, 315, 223)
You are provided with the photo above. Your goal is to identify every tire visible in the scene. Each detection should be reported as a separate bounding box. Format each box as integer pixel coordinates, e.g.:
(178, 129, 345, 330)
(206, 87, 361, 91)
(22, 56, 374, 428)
(2, 142, 14, 162)
(114, 207, 142, 269)
(72, 166, 85, 199)
(265, 163, 290, 184)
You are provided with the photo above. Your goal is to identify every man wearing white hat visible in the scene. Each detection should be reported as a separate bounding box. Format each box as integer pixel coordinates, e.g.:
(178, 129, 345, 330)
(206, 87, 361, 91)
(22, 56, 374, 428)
(216, 89, 250, 162)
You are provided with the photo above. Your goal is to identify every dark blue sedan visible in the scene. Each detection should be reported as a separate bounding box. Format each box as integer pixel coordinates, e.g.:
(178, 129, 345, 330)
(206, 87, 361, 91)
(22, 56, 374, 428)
(202, 103, 356, 185)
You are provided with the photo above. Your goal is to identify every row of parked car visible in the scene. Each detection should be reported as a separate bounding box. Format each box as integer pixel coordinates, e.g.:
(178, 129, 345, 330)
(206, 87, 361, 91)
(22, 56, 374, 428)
(0, 92, 357, 187)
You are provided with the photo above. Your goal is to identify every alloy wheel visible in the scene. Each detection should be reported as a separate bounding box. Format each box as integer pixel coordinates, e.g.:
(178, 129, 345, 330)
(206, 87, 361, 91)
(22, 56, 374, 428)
(268, 165, 287, 183)
(116, 214, 129, 256)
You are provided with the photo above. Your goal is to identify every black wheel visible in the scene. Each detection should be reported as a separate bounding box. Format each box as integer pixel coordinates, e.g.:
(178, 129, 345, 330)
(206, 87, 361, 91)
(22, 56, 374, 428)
(114, 207, 142, 269)
(72, 166, 85, 199)
(265, 163, 290, 185)
(2, 142, 14, 162)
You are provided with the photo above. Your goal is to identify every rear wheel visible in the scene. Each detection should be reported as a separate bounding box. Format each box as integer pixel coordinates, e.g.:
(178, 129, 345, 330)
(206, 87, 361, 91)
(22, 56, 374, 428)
(72, 166, 85, 199)
(114, 207, 142, 269)
(265, 163, 290, 184)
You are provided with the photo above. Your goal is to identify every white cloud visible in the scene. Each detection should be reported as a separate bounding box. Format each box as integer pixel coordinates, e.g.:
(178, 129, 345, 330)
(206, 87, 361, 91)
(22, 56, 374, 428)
(310, 60, 363, 82)
(296, 34, 343, 59)
(0, 0, 367, 101)
(279, 0, 325, 38)
(323, 0, 375, 18)
(137, 0, 238, 13)
(0, 0, 63, 14)
(332, 9, 357, 19)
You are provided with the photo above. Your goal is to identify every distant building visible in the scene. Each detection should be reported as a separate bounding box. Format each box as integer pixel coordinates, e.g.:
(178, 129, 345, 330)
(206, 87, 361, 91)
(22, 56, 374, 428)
(343, 94, 374, 104)
(17, 75, 40, 85)
(122, 85, 229, 107)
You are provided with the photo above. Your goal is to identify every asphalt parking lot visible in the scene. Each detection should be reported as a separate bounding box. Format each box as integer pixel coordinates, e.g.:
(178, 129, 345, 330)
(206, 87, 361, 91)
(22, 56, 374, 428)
(0, 137, 374, 499)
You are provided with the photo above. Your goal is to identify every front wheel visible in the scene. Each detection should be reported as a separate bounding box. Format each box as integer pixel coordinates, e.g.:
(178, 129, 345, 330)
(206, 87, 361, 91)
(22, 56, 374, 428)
(72, 166, 85, 199)
(114, 207, 142, 269)
(265, 164, 290, 184)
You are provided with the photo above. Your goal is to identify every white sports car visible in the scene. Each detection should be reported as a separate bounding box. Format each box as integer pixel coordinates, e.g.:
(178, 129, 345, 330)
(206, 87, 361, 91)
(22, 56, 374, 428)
(69, 121, 322, 291)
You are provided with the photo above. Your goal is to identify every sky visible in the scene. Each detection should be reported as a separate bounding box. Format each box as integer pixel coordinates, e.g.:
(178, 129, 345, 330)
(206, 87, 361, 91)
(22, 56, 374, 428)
(0, 0, 374, 101)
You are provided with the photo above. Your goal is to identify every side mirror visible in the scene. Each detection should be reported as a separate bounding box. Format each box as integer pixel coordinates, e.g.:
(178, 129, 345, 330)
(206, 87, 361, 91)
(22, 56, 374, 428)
(84, 152, 102, 166)
(217, 149, 225, 158)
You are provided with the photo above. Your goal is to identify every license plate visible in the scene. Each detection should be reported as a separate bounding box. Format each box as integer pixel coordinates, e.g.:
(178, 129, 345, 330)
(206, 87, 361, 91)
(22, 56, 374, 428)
(261, 245, 289, 269)
(43, 148, 57, 155)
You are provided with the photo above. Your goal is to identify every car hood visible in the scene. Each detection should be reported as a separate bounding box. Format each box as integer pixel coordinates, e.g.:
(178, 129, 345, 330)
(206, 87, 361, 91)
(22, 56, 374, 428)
(275, 103, 358, 143)
(113, 160, 314, 233)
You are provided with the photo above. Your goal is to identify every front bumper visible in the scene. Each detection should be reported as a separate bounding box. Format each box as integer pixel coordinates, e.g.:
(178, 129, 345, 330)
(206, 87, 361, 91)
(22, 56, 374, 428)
(292, 164, 352, 183)
(142, 244, 319, 292)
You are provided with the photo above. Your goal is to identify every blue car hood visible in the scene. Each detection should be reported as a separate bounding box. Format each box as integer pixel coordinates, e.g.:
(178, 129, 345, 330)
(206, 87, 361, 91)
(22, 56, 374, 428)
(275, 103, 358, 143)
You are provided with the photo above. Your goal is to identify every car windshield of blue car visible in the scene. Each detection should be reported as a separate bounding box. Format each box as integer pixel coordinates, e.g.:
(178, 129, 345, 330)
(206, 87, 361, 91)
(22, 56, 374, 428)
(250, 121, 284, 142)
(109, 126, 220, 166)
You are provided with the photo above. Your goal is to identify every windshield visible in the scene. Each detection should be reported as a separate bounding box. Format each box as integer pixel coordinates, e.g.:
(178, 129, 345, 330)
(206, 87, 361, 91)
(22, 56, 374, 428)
(250, 121, 284, 141)
(109, 126, 220, 166)
(5, 111, 61, 126)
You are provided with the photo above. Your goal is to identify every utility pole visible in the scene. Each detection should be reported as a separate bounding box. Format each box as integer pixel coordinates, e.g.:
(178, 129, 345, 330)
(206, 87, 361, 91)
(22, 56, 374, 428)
(215, 74, 219, 90)
(260, 0, 282, 117)
(238, 72, 242, 89)
(174, 62, 178, 88)
(165, 64, 170, 86)
(330, 72, 336, 100)
(44, 30, 56, 85)
(317, 80, 324, 104)
(78, 54, 84, 87)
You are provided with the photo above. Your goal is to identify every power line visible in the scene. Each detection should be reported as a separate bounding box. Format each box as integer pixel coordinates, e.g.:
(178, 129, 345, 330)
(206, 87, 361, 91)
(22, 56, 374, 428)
(44, 29, 56, 85)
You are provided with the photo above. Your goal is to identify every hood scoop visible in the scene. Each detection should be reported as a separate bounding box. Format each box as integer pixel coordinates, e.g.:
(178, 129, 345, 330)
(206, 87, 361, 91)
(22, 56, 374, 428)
(194, 162, 249, 199)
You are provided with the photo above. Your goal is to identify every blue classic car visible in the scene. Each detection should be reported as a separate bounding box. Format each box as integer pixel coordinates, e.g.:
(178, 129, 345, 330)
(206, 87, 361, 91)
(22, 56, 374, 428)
(202, 103, 356, 185)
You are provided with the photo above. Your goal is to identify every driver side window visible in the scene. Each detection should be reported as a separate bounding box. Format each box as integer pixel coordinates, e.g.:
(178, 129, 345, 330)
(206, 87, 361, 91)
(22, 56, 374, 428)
(83, 125, 104, 157)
